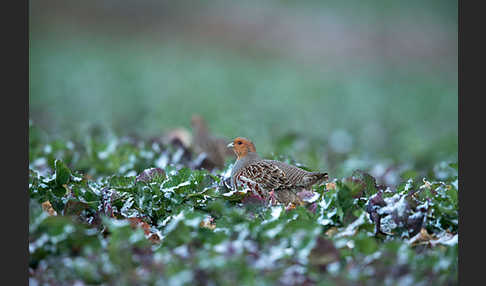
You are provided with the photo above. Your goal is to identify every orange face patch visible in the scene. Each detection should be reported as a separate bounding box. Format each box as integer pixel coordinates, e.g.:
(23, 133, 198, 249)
(231, 137, 256, 159)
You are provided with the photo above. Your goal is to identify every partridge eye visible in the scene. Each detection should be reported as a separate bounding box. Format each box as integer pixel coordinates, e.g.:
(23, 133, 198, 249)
(237, 141, 242, 145)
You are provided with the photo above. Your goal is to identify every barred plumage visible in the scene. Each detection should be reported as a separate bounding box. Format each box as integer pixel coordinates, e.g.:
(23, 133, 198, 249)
(227, 137, 329, 205)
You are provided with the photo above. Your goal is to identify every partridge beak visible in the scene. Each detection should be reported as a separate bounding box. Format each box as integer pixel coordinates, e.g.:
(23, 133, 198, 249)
(227, 142, 234, 148)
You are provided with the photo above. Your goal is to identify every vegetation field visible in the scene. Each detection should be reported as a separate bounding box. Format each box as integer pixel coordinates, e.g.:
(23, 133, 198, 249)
(29, 120, 458, 285)
(29, 1, 457, 285)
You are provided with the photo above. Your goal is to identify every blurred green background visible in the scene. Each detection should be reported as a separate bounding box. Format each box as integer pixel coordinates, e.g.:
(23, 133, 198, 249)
(29, 0, 457, 175)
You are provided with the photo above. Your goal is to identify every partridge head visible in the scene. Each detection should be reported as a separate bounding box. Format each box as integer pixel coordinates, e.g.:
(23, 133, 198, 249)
(227, 137, 257, 159)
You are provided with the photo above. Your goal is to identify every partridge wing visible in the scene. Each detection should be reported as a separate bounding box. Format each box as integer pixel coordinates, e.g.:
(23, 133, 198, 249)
(238, 160, 292, 190)
(263, 160, 328, 188)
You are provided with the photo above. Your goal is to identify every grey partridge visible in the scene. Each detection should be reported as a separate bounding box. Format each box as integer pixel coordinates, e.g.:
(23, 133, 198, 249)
(227, 137, 329, 205)
(191, 115, 233, 169)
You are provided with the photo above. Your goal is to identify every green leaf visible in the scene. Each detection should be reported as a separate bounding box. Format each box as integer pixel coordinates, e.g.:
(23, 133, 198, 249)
(54, 159, 71, 186)
(449, 162, 458, 170)
(52, 185, 67, 197)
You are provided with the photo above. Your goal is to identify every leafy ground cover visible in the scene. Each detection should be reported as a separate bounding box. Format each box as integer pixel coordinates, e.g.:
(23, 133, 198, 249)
(29, 123, 458, 285)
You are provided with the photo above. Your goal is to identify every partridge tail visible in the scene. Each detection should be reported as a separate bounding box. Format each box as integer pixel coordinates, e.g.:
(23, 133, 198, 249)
(302, 172, 329, 187)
